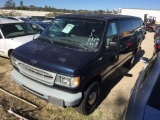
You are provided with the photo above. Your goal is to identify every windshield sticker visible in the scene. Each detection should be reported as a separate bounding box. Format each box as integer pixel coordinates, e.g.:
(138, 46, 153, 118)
(15, 25, 23, 30)
(62, 24, 74, 34)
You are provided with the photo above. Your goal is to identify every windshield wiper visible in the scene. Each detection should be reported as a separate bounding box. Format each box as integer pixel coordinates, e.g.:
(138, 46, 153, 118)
(41, 35, 53, 44)
(60, 38, 88, 50)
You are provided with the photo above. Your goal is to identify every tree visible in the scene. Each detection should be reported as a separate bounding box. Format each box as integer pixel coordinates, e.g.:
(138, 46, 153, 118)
(4, 0, 16, 9)
(20, 0, 23, 8)
(19, 0, 26, 10)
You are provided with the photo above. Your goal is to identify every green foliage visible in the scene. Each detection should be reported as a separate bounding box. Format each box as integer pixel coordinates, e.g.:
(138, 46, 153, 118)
(20, 0, 23, 8)
(2, 0, 117, 15)
(4, 0, 16, 9)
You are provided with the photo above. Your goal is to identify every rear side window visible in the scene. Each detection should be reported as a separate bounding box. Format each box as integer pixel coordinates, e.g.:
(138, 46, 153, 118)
(118, 20, 133, 43)
(132, 19, 141, 30)
(1, 23, 34, 38)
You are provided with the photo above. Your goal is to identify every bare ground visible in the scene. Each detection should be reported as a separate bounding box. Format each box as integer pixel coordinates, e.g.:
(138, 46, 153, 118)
(0, 32, 154, 120)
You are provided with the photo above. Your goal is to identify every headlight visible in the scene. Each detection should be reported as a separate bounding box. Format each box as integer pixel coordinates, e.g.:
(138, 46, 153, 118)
(10, 56, 18, 68)
(55, 74, 80, 88)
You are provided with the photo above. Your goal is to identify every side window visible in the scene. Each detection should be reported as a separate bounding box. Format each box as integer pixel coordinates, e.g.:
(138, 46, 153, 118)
(30, 24, 43, 33)
(132, 19, 141, 30)
(118, 20, 133, 43)
(32, 24, 38, 29)
(106, 21, 118, 46)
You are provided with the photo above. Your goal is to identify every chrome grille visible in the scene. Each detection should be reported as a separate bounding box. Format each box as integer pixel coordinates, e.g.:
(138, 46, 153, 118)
(18, 63, 56, 86)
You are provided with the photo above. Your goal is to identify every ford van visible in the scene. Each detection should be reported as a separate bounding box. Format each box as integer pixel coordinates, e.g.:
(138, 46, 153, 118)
(11, 14, 144, 115)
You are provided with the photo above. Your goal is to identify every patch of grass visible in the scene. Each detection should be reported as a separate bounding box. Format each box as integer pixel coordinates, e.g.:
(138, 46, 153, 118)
(113, 112, 118, 120)
(97, 111, 103, 119)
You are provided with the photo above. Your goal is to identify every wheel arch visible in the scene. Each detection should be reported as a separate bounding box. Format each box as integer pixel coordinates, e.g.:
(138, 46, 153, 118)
(82, 75, 102, 92)
(8, 49, 14, 57)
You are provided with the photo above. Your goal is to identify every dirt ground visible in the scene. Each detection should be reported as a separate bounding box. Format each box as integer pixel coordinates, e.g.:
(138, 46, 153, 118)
(0, 32, 154, 120)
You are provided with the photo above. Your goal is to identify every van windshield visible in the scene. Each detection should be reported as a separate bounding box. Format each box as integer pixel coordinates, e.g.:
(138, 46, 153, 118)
(40, 18, 105, 50)
(1, 23, 35, 38)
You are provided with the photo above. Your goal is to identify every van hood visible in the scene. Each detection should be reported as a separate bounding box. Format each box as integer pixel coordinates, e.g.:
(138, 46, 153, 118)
(12, 40, 96, 75)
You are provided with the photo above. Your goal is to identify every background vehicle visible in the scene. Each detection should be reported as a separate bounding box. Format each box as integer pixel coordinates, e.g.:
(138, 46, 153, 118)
(123, 53, 160, 120)
(6, 16, 31, 21)
(11, 14, 144, 115)
(0, 14, 5, 18)
(153, 36, 160, 55)
(0, 18, 39, 58)
(42, 17, 55, 23)
(25, 21, 49, 34)
(154, 27, 160, 39)
(30, 16, 46, 21)
(144, 14, 156, 32)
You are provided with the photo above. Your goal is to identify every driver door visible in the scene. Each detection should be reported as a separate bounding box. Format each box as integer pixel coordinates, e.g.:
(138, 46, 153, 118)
(0, 30, 7, 57)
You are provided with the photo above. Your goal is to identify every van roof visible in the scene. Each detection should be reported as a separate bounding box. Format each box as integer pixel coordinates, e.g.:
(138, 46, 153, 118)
(56, 14, 141, 20)
(0, 18, 23, 24)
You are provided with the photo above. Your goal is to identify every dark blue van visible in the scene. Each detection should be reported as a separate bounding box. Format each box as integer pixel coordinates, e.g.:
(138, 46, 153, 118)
(10, 14, 144, 115)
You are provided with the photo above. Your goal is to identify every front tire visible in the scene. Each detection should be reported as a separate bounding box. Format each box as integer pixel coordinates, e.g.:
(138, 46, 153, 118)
(75, 82, 100, 115)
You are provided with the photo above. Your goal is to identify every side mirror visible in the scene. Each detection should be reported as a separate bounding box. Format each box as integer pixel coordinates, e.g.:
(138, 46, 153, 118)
(108, 42, 120, 51)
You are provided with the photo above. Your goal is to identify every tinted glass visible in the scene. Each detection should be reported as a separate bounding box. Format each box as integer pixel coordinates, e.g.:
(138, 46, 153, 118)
(118, 20, 133, 43)
(7, 17, 18, 21)
(37, 23, 48, 29)
(29, 23, 44, 33)
(1, 23, 35, 38)
(132, 19, 141, 30)
(20, 18, 31, 21)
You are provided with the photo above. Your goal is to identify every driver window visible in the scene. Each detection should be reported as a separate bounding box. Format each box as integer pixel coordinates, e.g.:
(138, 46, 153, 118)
(106, 21, 118, 47)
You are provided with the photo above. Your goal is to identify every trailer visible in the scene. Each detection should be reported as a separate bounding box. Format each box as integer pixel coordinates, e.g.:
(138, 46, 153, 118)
(118, 8, 160, 24)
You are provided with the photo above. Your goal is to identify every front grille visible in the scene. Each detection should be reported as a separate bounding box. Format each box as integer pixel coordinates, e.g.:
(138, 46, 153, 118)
(18, 63, 56, 86)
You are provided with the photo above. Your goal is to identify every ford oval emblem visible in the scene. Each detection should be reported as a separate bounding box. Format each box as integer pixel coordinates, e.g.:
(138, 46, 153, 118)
(31, 59, 37, 64)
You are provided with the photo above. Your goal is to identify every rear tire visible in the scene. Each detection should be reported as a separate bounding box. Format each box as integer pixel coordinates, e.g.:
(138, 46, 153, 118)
(75, 82, 100, 115)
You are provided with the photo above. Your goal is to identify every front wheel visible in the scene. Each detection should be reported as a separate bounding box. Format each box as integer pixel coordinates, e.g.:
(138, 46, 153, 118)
(75, 82, 100, 115)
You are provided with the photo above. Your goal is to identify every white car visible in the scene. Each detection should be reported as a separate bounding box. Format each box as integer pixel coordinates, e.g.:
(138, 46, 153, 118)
(0, 18, 39, 58)
(6, 16, 31, 21)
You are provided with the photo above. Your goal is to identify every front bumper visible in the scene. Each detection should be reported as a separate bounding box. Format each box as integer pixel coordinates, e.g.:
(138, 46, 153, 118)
(11, 69, 82, 107)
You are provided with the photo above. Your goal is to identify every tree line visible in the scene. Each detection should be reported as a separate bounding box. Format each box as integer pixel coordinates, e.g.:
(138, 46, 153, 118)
(2, 0, 118, 16)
